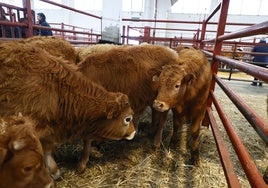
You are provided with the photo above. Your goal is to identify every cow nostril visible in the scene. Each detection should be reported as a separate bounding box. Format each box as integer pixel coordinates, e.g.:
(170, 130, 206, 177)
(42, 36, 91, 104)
(154, 100, 164, 108)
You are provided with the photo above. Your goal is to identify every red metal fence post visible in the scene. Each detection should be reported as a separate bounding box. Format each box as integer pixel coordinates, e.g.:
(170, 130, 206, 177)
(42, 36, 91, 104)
(22, 0, 33, 37)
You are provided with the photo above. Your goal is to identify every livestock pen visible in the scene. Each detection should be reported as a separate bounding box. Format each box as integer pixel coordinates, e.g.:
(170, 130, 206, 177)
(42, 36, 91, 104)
(0, 0, 101, 44)
(0, 0, 268, 187)
(201, 1, 268, 187)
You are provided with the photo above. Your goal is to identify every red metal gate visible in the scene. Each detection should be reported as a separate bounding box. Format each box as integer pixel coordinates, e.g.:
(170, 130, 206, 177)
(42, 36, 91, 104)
(202, 1, 268, 187)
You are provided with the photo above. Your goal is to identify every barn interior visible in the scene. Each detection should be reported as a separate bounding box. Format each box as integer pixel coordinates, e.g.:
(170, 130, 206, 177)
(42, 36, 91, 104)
(0, 0, 268, 187)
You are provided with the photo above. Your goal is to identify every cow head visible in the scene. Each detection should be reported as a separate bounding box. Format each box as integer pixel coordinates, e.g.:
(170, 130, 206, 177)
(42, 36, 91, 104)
(93, 105, 135, 141)
(0, 116, 54, 188)
(95, 93, 136, 141)
(105, 93, 131, 119)
(0, 150, 54, 188)
(152, 64, 195, 112)
(175, 45, 196, 54)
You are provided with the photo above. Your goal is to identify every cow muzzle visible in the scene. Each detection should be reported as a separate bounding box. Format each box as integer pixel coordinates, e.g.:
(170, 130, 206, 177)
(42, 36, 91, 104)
(125, 130, 136, 140)
(153, 100, 170, 112)
(45, 181, 55, 188)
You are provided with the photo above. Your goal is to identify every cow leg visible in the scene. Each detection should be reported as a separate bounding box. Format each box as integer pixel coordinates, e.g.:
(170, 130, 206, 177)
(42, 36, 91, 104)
(151, 108, 160, 135)
(152, 110, 168, 148)
(188, 114, 204, 166)
(41, 140, 60, 180)
(77, 139, 99, 173)
(169, 109, 184, 147)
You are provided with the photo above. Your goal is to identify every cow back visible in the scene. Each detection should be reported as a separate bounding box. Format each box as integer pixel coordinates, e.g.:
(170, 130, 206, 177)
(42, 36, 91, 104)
(24, 36, 76, 64)
(78, 44, 179, 115)
(0, 41, 118, 123)
(75, 44, 123, 62)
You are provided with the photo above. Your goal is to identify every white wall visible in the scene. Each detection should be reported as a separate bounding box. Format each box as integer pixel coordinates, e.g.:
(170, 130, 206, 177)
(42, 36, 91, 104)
(33, 0, 268, 42)
(102, 0, 122, 42)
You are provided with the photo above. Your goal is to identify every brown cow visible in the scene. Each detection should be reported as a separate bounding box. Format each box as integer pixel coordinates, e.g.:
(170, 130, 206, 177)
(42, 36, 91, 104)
(0, 115, 54, 188)
(153, 47, 212, 165)
(77, 43, 180, 147)
(0, 41, 135, 178)
(24, 36, 77, 63)
(75, 43, 123, 63)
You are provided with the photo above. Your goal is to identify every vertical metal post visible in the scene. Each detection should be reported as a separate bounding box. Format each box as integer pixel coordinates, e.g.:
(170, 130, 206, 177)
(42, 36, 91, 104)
(122, 25, 125, 44)
(22, 0, 33, 37)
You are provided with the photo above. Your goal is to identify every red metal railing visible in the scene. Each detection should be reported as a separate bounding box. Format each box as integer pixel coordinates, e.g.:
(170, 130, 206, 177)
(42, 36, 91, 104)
(0, 0, 102, 45)
(39, 0, 102, 45)
(0, 2, 31, 38)
(1, 0, 267, 186)
(202, 0, 268, 187)
(49, 22, 101, 44)
(121, 17, 253, 48)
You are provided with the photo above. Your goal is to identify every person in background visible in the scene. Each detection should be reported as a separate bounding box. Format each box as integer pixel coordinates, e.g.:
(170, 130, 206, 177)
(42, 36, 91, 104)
(0, 7, 12, 38)
(251, 37, 268, 86)
(36, 12, 52, 36)
(15, 17, 27, 38)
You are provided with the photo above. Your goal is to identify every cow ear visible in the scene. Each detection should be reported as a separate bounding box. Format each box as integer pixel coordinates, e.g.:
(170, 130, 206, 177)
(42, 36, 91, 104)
(107, 111, 114, 119)
(106, 102, 119, 119)
(152, 75, 160, 91)
(152, 75, 159, 82)
(11, 139, 27, 151)
(121, 96, 130, 109)
(148, 68, 161, 77)
(182, 74, 195, 85)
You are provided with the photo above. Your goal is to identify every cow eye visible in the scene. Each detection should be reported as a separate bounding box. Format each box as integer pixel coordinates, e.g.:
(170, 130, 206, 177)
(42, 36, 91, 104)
(175, 84, 180, 89)
(24, 166, 33, 172)
(123, 115, 133, 126)
(22, 165, 34, 174)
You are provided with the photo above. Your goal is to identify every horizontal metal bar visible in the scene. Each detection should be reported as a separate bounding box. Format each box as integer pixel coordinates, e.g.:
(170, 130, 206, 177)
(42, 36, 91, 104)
(207, 106, 241, 188)
(211, 85, 267, 187)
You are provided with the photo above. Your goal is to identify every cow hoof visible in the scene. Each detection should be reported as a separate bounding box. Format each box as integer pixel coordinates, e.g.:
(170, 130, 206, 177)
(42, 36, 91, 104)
(151, 146, 161, 155)
(169, 141, 177, 149)
(189, 156, 200, 166)
(77, 164, 86, 174)
(90, 147, 103, 158)
(51, 169, 61, 180)
(153, 141, 161, 149)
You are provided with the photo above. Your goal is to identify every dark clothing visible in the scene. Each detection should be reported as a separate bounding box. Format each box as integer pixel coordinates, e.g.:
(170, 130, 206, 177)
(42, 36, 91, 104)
(252, 41, 268, 66)
(0, 17, 12, 38)
(14, 18, 27, 38)
(0, 8, 12, 38)
(38, 17, 52, 36)
(98, 39, 122, 45)
(14, 26, 26, 38)
(251, 40, 268, 86)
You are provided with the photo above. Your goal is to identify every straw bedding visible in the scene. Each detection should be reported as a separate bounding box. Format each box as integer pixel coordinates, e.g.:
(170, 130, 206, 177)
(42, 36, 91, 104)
(1, 72, 267, 187)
